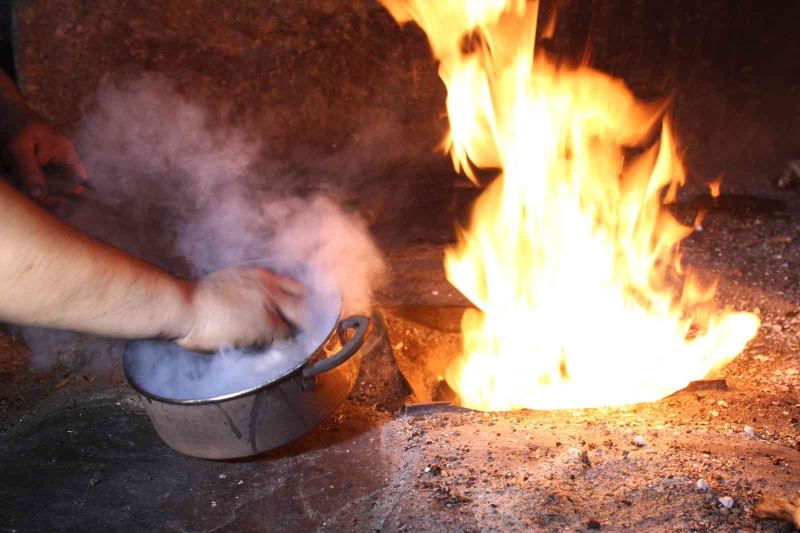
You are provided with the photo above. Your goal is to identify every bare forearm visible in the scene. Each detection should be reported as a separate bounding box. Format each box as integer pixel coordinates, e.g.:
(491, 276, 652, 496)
(0, 74, 301, 350)
(0, 179, 192, 339)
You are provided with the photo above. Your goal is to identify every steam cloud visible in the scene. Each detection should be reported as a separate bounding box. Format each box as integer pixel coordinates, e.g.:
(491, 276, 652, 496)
(20, 74, 386, 389)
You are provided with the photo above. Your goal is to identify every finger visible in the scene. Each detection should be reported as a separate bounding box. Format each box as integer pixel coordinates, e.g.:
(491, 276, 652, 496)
(190, 343, 217, 355)
(273, 274, 306, 297)
(176, 335, 215, 354)
(51, 144, 89, 183)
(8, 141, 47, 199)
(265, 307, 291, 341)
(274, 292, 308, 332)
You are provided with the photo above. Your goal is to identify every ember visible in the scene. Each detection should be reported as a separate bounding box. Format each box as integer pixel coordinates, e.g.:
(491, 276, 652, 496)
(709, 176, 723, 198)
(381, 0, 761, 411)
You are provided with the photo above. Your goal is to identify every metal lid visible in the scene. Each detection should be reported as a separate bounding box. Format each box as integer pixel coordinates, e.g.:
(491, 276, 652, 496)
(123, 269, 342, 403)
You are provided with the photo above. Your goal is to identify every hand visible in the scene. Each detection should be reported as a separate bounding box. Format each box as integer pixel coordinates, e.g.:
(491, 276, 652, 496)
(177, 268, 306, 353)
(1, 113, 88, 201)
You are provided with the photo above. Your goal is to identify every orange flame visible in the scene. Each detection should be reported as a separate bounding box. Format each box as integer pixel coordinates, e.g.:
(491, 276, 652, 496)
(693, 210, 707, 231)
(381, 0, 759, 411)
(708, 176, 723, 198)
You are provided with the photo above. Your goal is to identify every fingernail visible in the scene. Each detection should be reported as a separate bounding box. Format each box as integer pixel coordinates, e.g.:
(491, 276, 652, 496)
(29, 186, 44, 199)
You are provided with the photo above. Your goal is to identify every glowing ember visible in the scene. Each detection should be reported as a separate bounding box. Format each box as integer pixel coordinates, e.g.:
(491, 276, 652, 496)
(709, 176, 723, 198)
(693, 210, 707, 232)
(381, 0, 760, 411)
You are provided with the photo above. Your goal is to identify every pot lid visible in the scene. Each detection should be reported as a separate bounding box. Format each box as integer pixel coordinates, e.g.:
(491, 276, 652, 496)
(123, 268, 342, 403)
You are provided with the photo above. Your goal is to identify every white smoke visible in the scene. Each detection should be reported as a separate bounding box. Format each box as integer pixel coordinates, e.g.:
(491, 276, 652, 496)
(21, 73, 386, 392)
(124, 267, 343, 400)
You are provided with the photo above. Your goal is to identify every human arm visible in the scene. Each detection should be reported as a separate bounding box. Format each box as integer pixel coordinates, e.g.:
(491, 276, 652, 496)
(0, 178, 303, 351)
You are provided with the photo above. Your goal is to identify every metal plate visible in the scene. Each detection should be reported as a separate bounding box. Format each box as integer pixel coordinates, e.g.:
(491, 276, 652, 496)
(123, 268, 342, 403)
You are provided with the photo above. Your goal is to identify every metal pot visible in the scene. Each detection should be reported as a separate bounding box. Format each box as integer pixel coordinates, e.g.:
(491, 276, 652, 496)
(123, 315, 369, 459)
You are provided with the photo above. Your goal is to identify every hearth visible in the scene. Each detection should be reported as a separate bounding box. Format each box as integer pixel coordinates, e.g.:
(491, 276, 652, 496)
(1, 1, 799, 531)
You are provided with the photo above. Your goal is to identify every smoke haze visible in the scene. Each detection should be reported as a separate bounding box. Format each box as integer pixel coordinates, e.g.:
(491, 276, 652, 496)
(20, 74, 386, 385)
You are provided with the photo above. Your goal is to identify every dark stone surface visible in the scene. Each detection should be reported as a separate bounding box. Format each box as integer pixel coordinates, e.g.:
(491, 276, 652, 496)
(0, 390, 393, 532)
(350, 311, 413, 412)
(0, 312, 409, 532)
(3, 380, 799, 532)
(1, 263, 799, 531)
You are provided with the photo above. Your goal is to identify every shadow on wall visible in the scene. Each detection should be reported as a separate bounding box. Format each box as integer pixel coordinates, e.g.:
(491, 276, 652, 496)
(0, 0, 14, 78)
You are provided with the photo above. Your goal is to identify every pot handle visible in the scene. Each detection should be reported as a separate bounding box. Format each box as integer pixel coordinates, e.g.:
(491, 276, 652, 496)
(301, 315, 369, 379)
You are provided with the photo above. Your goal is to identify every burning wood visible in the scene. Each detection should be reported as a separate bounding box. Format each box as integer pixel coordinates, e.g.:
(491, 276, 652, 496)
(380, 0, 760, 411)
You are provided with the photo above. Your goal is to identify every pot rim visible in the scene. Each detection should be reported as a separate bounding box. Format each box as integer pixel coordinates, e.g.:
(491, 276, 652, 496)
(123, 317, 340, 406)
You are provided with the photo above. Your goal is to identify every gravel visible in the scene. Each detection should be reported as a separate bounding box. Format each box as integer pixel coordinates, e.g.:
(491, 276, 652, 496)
(719, 496, 735, 509)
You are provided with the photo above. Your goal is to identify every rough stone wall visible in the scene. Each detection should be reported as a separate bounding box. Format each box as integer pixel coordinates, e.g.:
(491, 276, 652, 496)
(11, 1, 800, 243)
(15, 1, 447, 173)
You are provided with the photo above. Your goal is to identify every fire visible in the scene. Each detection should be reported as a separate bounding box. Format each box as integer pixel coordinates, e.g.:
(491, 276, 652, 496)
(381, 0, 760, 411)
(708, 176, 723, 198)
(693, 210, 707, 231)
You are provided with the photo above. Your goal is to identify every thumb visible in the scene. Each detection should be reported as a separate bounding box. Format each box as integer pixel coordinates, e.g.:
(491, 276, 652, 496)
(51, 142, 89, 183)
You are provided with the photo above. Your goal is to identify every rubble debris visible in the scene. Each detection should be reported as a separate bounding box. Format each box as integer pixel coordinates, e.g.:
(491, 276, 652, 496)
(567, 447, 581, 459)
(696, 479, 709, 491)
(754, 495, 800, 529)
(587, 519, 602, 530)
(719, 496, 734, 509)
(680, 379, 729, 392)
(632, 435, 647, 447)
(435, 486, 471, 507)
(424, 464, 443, 476)
(580, 450, 591, 468)
(401, 402, 471, 417)
(743, 425, 756, 438)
